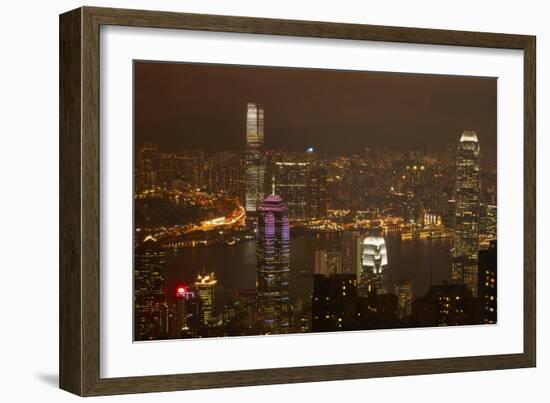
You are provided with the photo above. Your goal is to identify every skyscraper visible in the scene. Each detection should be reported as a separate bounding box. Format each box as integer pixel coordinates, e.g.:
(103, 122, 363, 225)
(256, 194, 291, 333)
(452, 131, 481, 296)
(173, 286, 197, 338)
(273, 159, 309, 223)
(245, 102, 265, 219)
(308, 166, 328, 220)
(134, 235, 166, 340)
(359, 236, 388, 295)
(194, 271, 217, 325)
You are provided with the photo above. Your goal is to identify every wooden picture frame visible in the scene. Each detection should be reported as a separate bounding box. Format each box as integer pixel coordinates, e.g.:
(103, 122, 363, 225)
(59, 6, 536, 396)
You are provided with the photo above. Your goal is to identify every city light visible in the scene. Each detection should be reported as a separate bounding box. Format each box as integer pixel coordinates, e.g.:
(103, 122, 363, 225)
(134, 85, 497, 341)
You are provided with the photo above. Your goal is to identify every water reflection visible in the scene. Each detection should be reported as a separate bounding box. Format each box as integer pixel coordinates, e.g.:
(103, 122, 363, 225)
(166, 232, 452, 309)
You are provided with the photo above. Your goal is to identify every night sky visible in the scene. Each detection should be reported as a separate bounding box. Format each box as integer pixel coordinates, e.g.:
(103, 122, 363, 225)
(134, 61, 497, 156)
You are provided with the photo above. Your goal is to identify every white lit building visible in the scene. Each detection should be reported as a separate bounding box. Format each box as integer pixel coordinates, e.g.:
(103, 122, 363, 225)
(360, 236, 388, 294)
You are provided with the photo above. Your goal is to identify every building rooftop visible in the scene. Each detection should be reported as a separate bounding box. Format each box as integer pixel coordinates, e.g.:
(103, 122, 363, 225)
(195, 272, 217, 286)
(258, 194, 289, 213)
(460, 130, 478, 143)
(362, 236, 386, 247)
(143, 235, 157, 242)
(264, 194, 283, 203)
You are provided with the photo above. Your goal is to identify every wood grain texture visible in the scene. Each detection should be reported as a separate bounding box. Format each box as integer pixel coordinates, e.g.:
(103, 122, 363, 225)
(523, 38, 536, 367)
(86, 353, 531, 396)
(87, 6, 532, 49)
(80, 6, 102, 396)
(59, 6, 537, 396)
(59, 7, 82, 396)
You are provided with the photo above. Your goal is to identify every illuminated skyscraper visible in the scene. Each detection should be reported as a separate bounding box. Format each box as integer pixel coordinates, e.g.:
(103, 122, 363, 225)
(273, 159, 309, 222)
(245, 102, 265, 218)
(308, 166, 328, 220)
(452, 131, 481, 296)
(394, 280, 413, 319)
(256, 194, 291, 333)
(172, 286, 199, 338)
(194, 271, 217, 325)
(359, 236, 388, 295)
(134, 235, 166, 340)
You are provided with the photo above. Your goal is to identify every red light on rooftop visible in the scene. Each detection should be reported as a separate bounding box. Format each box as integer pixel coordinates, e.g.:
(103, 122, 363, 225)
(176, 286, 187, 297)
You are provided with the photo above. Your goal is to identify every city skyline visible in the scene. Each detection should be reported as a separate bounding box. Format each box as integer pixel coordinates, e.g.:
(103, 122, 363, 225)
(133, 61, 497, 341)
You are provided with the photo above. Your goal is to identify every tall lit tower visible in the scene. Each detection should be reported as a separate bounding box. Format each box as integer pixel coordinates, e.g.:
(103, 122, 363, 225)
(273, 160, 309, 222)
(256, 194, 291, 333)
(245, 102, 266, 219)
(359, 236, 388, 295)
(308, 166, 328, 220)
(174, 286, 195, 336)
(134, 235, 166, 340)
(194, 272, 217, 325)
(452, 130, 481, 297)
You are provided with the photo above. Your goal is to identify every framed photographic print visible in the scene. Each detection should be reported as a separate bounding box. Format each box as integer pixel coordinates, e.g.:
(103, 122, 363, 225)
(59, 6, 536, 396)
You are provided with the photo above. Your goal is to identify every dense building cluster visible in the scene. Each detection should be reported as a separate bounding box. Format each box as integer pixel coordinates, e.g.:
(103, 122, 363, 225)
(134, 102, 497, 341)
